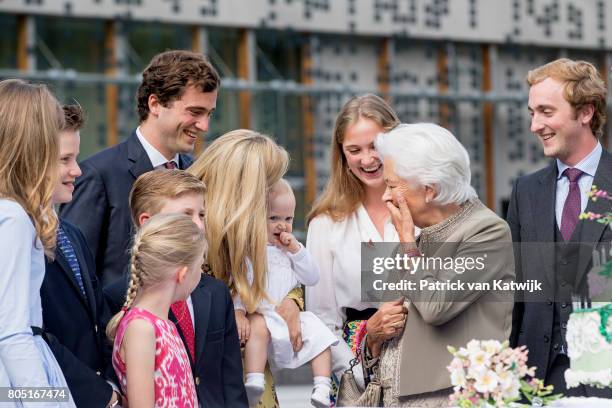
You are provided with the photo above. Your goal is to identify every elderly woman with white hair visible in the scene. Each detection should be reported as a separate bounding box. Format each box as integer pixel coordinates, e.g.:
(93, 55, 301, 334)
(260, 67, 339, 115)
(364, 123, 515, 407)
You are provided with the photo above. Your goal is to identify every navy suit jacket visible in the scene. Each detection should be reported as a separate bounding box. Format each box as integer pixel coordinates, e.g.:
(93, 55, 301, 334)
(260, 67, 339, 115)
(507, 149, 612, 383)
(41, 220, 115, 408)
(60, 131, 193, 286)
(105, 274, 248, 408)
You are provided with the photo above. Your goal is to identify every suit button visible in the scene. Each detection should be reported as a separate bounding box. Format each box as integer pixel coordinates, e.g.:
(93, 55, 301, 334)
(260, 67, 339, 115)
(560, 281, 566, 287)
(195, 377, 200, 385)
(544, 335, 550, 343)
(562, 322, 567, 329)
(561, 302, 568, 308)
(553, 343, 559, 351)
(96, 371, 101, 376)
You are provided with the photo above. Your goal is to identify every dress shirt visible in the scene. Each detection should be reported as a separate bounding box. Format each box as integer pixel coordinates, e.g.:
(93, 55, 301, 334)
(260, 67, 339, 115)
(555, 143, 602, 228)
(136, 126, 179, 169)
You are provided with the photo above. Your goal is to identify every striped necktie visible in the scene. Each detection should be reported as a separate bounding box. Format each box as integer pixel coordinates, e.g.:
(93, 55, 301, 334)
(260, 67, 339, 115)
(56, 226, 87, 297)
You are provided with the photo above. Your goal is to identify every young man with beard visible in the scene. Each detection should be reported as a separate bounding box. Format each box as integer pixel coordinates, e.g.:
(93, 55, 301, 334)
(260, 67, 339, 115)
(61, 50, 220, 287)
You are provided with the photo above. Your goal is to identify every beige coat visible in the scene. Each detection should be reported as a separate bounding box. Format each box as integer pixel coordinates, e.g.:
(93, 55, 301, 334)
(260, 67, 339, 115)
(390, 200, 515, 397)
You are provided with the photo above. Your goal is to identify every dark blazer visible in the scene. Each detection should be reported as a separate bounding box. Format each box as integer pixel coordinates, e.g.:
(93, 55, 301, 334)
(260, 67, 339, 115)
(507, 149, 612, 382)
(41, 220, 115, 408)
(104, 274, 248, 408)
(60, 131, 193, 287)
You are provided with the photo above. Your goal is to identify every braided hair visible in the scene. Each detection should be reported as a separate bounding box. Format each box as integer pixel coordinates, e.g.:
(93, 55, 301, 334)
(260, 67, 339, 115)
(106, 213, 206, 340)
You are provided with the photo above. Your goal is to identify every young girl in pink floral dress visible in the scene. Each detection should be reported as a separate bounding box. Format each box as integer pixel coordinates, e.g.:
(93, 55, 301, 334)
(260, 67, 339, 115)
(106, 213, 206, 407)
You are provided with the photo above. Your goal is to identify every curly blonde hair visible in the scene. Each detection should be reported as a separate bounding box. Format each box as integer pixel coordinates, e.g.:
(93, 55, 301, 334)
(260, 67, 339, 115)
(0, 79, 64, 258)
(527, 58, 607, 138)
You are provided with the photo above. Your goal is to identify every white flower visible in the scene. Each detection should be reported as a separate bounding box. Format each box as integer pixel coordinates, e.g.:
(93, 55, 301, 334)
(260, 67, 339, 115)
(468, 349, 490, 372)
(450, 366, 467, 388)
(500, 377, 520, 400)
(466, 339, 481, 354)
(473, 369, 499, 394)
(481, 340, 502, 357)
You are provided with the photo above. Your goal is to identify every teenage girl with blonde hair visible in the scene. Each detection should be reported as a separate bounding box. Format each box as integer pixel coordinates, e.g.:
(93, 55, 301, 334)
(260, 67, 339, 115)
(0, 79, 76, 407)
(106, 213, 206, 408)
(306, 94, 410, 399)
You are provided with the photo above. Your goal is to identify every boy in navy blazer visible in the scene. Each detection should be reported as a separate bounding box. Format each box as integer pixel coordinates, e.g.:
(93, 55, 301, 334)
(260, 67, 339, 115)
(42, 105, 124, 407)
(104, 169, 247, 408)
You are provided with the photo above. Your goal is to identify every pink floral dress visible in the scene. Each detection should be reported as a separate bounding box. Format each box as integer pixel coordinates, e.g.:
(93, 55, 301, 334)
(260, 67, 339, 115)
(112, 307, 197, 408)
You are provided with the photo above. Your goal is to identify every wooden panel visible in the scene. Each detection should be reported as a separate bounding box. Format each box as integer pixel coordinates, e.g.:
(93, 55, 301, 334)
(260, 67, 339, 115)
(301, 36, 316, 205)
(378, 38, 391, 101)
(104, 21, 119, 147)
(192, 25, 208, 155)
(482, 44, 495, 210)
(437, 44, 450, 129)
(16, 15, 29, 71)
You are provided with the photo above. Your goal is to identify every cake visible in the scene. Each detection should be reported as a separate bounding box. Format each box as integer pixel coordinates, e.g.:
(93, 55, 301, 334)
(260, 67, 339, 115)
(564, 302, 612, 389)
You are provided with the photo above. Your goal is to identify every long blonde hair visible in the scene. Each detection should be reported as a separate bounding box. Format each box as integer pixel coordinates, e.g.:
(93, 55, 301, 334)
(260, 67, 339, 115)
(307, 94, 400, 224)
(0, 79, 63, 257)
(188, 130, 289, 313)
(106, 213, 206, 340)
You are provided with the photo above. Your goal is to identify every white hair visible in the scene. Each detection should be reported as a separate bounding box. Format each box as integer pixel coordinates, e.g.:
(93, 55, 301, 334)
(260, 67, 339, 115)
(375, 123, 477, 205)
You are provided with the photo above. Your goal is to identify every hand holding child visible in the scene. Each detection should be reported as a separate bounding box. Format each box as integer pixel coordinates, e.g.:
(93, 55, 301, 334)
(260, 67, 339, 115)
(235, 309, 250, 345)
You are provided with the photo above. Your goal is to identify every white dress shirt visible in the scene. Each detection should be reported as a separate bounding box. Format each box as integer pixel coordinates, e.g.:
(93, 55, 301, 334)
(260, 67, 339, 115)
(136, 126, 179, 169)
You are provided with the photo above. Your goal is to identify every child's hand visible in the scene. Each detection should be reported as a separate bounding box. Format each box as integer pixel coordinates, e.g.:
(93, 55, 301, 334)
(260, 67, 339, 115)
(276, 232, 301, 254)
(235, 309, 250, 345)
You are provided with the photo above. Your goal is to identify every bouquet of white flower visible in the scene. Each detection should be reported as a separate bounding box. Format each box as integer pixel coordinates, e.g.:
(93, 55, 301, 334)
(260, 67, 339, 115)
(447, 340, 562, 407)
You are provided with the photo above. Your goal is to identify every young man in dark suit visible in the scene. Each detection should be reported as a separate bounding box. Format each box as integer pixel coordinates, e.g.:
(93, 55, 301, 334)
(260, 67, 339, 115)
(61, 50, 220, 286)
(42, 105, 124, 408)
(104, 169, 247, 407)
(508, 58, 612, 398)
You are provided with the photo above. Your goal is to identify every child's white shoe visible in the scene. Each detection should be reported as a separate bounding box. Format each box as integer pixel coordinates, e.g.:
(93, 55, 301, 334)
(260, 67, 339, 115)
(310, 386, 331, 408)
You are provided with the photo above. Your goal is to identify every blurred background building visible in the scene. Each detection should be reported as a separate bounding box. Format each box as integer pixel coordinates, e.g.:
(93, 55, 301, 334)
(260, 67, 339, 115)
(1, 0, 611, 235)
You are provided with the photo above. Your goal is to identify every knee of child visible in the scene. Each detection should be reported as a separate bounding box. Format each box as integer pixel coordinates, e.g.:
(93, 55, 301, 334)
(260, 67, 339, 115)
(248, 313, 270, 339)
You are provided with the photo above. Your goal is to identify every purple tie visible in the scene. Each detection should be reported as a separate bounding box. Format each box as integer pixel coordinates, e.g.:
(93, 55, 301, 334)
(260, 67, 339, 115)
(560, 168, 584, 241)
(164, 161, 177, 169)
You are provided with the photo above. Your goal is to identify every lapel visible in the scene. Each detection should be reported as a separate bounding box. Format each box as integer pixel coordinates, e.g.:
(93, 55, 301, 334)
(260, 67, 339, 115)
(127, 131, 154, 180)
(531, 162, 558, 288)
(178, 153, 193, 170)
(55, 245, 93, 314)
(574, 150, 612, 287)
(66, 225, 98, 316)
(191, 279, 211, 371)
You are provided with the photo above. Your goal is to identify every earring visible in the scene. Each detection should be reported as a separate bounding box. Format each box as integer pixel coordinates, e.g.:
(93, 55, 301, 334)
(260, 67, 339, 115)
(425, 197, 431, 204)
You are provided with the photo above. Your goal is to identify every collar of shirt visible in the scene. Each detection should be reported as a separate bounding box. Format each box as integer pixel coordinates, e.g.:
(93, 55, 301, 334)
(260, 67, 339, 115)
(556, 142, 602, 180)
(136, 126, 179, 169)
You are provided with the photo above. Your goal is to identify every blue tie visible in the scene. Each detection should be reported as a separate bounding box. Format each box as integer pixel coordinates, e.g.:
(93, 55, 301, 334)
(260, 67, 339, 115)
(57, 226, 87, 298)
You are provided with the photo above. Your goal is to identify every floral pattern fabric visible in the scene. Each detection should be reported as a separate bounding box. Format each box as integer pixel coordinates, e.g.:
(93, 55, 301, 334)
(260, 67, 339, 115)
(112, 307, 197, 408)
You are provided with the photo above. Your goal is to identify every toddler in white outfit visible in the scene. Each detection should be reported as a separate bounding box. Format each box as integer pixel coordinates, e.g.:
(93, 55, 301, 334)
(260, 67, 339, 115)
(234, 179, 338, 407)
